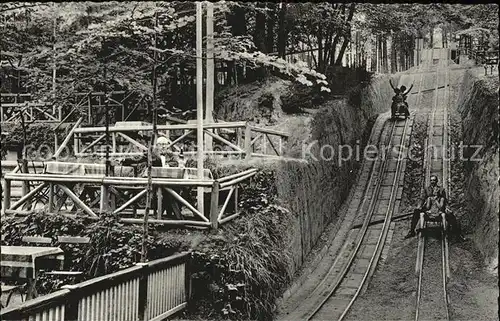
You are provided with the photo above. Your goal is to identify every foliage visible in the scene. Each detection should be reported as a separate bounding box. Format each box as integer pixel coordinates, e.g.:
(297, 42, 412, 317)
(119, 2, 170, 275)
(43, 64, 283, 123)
(0, 211, 191, 295)
(186, 168, 293, 320)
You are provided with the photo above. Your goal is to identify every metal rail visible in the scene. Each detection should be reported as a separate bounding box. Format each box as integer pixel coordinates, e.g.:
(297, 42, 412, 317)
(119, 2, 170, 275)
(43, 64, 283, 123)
(306, 116, 411, 320)
(303, 48, 434, 321)
(415, 48, 450, 321)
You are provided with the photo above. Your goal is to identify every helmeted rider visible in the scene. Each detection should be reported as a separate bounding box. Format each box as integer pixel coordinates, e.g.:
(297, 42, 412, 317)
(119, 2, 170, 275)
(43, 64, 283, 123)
(405, 175, 464, 241)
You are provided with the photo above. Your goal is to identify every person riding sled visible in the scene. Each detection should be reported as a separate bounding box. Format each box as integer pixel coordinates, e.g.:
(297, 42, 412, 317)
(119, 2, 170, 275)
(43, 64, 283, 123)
(405, 175, 464, 241)
(390, 80, 413, 118)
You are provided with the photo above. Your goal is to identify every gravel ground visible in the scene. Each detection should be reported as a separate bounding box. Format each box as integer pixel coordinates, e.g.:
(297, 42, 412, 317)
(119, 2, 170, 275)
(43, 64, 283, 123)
(343, 66, 497, 321)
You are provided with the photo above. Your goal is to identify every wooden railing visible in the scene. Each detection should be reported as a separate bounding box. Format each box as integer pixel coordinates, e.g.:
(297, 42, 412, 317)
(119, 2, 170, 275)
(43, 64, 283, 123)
(59, 121, 289, 160)
(3, 162, 257, 229)
(0, 252, 190, 321)
(1, 94, 58, 123)
(1, 91, 141, 124)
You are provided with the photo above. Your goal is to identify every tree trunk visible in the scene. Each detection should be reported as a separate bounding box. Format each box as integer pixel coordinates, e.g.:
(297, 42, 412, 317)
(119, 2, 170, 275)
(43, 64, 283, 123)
(254, 3, 267, 53)
(334, 3, 355, 66)
(391, 35, 397, 73)
(318, 24, 324, 71)
(277, 2, 287, 58)
(227, 6, 247, 81)
(266, 3, 276, 54)
(335, 36, 349, 66)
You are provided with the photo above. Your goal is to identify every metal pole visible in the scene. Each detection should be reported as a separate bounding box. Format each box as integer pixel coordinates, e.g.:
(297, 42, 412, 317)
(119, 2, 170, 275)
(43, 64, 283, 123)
(205, 2, 214, 151)
(52, 3, 57, 111)
(196, 2, 204, 216)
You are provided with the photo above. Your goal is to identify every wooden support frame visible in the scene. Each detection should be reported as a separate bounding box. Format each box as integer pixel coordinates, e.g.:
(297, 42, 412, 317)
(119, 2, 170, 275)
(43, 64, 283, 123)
(113, 189, 147, 215)
(57, 184, 98, 217)
(53, 117, 83, 160)
(79, 134, 106, 154)
(204, 129, 243, 152)
(11, 183, 47, 210)
(164, 187, 208, 222)
(3, 164, 259, 229)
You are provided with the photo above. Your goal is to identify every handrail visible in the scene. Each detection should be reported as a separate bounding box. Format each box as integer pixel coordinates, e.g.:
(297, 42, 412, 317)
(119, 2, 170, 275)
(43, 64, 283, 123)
(218, 168, 258, 183)
(4, 172, 215, 186)
(249, 125, 290, 138)
(75, 121, 248, 133)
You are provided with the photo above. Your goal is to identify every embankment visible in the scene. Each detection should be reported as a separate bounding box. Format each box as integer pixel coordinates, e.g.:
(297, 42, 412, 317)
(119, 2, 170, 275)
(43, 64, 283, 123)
(456, 70, 499, 272)
(278, 73, 402, 275)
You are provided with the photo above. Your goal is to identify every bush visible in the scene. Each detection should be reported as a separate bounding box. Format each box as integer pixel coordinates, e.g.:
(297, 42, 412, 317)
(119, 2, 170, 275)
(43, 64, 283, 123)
(1, 123, 69, 160)
(0, 211, 191, 295)
(182, 168, 293, 320)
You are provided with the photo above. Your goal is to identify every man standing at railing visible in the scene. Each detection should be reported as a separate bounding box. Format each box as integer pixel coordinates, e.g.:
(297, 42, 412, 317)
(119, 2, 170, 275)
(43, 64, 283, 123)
(121, 136, 183, 218)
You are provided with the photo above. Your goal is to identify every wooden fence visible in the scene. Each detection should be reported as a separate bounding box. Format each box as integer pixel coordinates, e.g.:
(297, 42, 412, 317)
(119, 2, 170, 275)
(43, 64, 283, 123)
(0, 252, 190, 321)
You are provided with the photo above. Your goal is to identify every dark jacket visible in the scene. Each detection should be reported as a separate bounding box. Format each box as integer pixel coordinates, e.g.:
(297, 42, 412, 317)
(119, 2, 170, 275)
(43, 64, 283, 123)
(421, 185, 447, 211)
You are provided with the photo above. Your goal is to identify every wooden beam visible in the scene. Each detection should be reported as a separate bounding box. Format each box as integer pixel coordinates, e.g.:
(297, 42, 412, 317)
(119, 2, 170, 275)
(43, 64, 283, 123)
(219, 212, 241, 224)
(265, 133, 280, 156)
(220, 171, 257, 188)
(120, 218, 211, 227)
(165, 187, 208, 222)
(209, 180, 219, 230)
(58, 184, 98, 217)
(52, 117, 83, 160)
(117, 132, 148, 151)
(11, 183, 47, 210)
(218, 169, 258, 183)
(166, 130, 193, 150)
(250, 133, 263, 147)
(113, 189, 147, 215)
(79, 133, 106, 154)
(204, 129, 243, 151)
(249, 125, 289, 137)
(217, 185, 235, 221)
(73, 122, 247, 133)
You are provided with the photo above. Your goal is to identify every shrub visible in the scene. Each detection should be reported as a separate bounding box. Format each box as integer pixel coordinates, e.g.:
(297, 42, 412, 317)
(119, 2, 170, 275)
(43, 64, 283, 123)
(185, 168, 293, 320)
(0, 211, 191, 295)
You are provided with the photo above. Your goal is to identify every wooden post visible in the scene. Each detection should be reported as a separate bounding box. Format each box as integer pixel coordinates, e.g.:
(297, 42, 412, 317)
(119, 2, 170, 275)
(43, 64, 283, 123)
(244, 124, 251, 160)
(48, 183, 54, 212)
(234, 185, 238, 214)
(156, 186, 163, 219)
(4, 179, 11, 210)
(54, 133, 58, 155)
(88, 96, 92, 123)
(112, 132, 116, 154)
(21, 160, 29, 209)
(137, 262, 148, 321)
(210, 180, 220, 230)
(100, 185, 108, 213)
(73, 132, 79, 156)
(196, 2, 205, 216)
(236, 128, 242, 149)
(205, 2, 214, 151)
